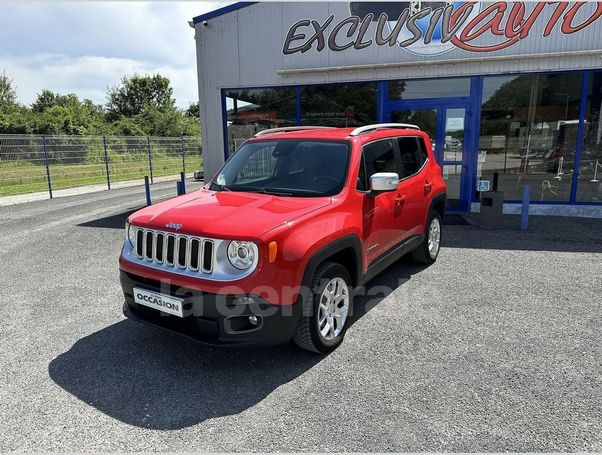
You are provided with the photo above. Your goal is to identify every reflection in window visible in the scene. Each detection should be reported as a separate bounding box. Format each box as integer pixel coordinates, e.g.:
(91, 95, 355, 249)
(358, 139, 397, 191)
(225, 88, 296, 156)
(478, 73, 583, 202)
(397, 137, 423, 178)
(216, 140, 350, 197)
(577, 71, 602, 202)
(389, 78, 470, 100)
(391, 110, 437, 146)
(235, 143, 277, 184)
(301, 83, 376, 127)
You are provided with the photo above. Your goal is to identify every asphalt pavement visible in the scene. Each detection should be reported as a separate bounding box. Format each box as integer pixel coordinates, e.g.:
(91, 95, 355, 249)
(0, 182, 601, 451)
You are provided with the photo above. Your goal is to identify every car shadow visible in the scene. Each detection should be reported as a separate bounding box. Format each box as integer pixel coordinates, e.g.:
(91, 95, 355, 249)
(48, 257, 429, 430)
(48, 320, 322, 430)
(77, 208, 139, 229)
(350, 256, 428, 323)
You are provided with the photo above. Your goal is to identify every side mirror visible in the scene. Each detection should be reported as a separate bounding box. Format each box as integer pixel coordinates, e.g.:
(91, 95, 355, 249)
(370, 172, 399, 192)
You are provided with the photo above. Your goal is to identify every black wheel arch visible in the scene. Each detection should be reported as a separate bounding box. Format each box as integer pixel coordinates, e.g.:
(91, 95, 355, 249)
(300, 234, 363, 292)
(429, 191, 447, 219)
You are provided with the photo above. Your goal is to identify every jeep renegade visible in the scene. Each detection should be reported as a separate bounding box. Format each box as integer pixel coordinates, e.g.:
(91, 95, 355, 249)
(120, 124, 447, 353)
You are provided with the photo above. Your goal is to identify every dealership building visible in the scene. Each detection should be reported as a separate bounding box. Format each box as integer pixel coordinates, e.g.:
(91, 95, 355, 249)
(191, 1, 602, 216)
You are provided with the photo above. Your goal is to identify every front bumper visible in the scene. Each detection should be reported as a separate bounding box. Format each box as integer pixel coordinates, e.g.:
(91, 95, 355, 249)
(120, 270, 302, 347)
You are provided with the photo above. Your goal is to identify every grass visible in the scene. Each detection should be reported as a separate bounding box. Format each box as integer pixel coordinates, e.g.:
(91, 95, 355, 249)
(0, 156, 203, 196)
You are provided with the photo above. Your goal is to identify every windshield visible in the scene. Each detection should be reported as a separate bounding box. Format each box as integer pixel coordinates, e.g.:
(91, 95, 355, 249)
(210, 139, 350, 197)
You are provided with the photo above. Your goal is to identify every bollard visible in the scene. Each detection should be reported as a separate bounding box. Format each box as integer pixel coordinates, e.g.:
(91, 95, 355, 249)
(181, 136, 186, 175)
(103, 135, 111, 190)
(147, 136, 154, 184)
(520, 185, 530, 231)
(144, 176, 152, 206)
(42, 135, 53, 199)
(176, 181, 184, 196)
(180, 171, 186, 194)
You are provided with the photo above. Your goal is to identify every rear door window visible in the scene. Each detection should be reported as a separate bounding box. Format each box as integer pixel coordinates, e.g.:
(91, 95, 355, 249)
(397, 136, 427, 179)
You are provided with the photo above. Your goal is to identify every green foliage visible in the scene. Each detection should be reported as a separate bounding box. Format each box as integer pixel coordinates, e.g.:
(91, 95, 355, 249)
(0, 70, 201, 137)
(0, 71, 18, 112)
(0, 71, 203, 197)
(185, 102, 200, 118)
(106, 73, 176, 119)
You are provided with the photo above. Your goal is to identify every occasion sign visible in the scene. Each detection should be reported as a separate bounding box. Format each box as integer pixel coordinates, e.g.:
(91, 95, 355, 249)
(282, 1, 602, 56)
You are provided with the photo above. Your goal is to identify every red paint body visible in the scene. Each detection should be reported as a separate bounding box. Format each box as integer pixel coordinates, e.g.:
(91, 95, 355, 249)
(120, 127, 446, 305)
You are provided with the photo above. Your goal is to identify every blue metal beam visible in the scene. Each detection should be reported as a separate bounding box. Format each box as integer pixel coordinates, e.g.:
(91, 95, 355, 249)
(192, 2, 256, 24)
(570, 71, 590, 203)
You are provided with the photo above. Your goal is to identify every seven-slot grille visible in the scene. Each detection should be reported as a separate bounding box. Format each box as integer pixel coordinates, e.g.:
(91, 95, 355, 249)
(133, 228, 214, 273)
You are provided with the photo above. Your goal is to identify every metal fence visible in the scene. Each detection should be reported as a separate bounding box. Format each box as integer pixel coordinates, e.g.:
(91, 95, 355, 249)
(0, 135, 202, 197)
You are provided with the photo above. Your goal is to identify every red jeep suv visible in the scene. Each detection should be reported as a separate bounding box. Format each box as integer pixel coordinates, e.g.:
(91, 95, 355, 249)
(119, 124, 447, 353)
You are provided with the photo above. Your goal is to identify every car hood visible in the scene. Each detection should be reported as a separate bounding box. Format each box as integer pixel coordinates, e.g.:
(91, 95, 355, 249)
(129, 188, 332, 239)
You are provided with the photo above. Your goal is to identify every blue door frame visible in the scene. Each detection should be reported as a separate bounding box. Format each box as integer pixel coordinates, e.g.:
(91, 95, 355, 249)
(377, 79, 481, 212)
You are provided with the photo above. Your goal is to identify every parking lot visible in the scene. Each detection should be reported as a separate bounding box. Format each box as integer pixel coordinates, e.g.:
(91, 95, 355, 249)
(0, 182, 601, 452)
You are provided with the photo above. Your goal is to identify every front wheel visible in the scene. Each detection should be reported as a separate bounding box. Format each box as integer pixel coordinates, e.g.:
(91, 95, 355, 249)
(293, 262, 352, 353)
(411, 212, 442, 264)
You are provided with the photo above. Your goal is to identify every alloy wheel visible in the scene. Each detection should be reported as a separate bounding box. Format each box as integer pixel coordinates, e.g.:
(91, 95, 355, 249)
(317, 277, 350, 341)
(428, 217, 441, 259)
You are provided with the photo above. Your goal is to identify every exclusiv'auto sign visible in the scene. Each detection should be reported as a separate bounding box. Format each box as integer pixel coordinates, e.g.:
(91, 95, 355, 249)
(282, 1, 602, 56)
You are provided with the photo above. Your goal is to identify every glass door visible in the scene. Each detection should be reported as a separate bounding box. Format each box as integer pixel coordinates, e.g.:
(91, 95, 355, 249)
(387, 103, 471, 211)
(441, 107, 467, 209)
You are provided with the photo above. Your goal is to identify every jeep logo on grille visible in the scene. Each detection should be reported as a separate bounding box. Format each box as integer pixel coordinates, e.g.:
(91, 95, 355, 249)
(165, 222, 183, 230)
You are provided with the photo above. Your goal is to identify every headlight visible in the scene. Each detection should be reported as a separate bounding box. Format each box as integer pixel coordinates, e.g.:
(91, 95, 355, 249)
(227, 241, 256, 270)
(126, 221, 136, 247)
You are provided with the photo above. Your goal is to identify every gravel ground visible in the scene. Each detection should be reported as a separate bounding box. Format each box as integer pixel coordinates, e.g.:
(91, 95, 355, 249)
(0, 183, 601, 452)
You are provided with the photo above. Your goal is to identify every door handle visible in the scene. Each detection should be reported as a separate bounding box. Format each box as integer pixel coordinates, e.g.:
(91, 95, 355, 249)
(424, 181, 433, 192)
(395, 195, 406, 207)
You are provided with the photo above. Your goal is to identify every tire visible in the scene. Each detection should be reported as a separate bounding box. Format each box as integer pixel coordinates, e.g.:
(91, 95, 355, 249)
(411, 211, 442, 264)
(293, 262, 353, 353)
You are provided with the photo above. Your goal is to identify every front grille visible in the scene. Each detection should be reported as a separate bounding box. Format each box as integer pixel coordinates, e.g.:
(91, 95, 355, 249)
(133, 228, 214, 273)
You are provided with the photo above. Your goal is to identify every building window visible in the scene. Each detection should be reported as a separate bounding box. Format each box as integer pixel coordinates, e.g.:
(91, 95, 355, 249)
(577, 71, 602, 203)
(301, 83, 376, 127)
(389, 78, 470, 100)
(478, 73, 583, 202)
(224, 88, 296, 156)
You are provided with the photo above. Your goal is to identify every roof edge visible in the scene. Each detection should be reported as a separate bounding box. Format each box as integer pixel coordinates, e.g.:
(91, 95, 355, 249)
(192, 2, 257, 24)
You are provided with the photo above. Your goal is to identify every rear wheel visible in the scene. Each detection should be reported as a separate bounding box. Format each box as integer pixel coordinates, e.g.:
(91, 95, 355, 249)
(293, 262, 352, 353)
(411, 212, 442, 264)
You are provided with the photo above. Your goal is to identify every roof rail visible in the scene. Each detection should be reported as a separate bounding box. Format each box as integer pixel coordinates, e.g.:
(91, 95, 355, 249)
(254, 126, 336, 137)
(348, 123, 420, 136)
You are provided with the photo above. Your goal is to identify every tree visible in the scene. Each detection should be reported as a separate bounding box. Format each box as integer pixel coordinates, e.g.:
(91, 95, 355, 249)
(0, 71, 18, 112)
(115, 105, 200, 137)
(106, 73, 176, 120)
(185, 102, 200, 118)
(31, 89, 83, 113)
(0, 71, 200, 137)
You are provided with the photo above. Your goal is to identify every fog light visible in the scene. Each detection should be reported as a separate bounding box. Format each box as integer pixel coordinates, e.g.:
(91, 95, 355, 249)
(248, 315, 258, 326)
(233, 296, 255, 305)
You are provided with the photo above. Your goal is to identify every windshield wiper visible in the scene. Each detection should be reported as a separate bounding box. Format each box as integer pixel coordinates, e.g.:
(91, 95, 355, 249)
(236, 186, 293, 196)
(210, 182, 231, 192)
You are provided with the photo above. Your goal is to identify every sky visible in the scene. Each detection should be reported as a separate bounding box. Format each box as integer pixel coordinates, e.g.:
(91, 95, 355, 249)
(0, 2, 227, 109)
